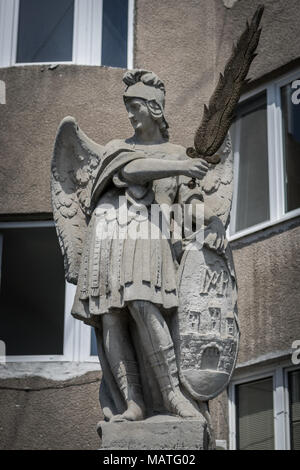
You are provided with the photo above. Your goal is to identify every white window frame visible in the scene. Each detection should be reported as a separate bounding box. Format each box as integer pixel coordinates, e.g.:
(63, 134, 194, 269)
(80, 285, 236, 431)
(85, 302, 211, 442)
(229, 68, 300, 241)
(0, 220, 98, 363)
(228, 363, 300, 450)
(0, 0, 134, 68)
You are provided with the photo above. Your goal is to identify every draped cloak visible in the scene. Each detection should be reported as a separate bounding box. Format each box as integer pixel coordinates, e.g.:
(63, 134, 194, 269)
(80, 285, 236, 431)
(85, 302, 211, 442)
(71, 140, 182, 327)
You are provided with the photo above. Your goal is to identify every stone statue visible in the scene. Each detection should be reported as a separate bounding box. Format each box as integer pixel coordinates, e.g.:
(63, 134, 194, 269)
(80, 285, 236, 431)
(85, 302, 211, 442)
(51, 6, 264, 448)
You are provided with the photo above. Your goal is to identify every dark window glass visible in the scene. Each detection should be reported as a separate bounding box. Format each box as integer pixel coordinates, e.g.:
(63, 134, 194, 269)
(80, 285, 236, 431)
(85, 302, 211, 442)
(288, 370, 300, 450)
(90, 328, 98, 356)
(236, 377, 274, 450)
(0, 227, 65, 355)
(231, 92, 269, 233)
(102, 0, 128, 68)
(16, 0, 74, 63)
(281, 83, 300, 212)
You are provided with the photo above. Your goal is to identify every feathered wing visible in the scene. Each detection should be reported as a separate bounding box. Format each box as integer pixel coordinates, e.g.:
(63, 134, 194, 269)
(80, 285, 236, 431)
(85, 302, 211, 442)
(177, 134, 233, 228)
(201, 133, 233, 228)
(51, 116, 103, 284)
(188, 5, 264, 161)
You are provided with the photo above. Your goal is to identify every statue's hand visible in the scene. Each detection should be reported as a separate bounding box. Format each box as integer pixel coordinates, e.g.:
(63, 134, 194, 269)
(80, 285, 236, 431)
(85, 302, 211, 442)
(204, 216, 227, 254)
(182, 158, 209, 180)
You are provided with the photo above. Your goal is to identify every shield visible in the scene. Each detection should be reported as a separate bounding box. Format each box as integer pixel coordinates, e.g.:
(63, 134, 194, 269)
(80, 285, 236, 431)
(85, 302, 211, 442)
(174, 240, 239, 401)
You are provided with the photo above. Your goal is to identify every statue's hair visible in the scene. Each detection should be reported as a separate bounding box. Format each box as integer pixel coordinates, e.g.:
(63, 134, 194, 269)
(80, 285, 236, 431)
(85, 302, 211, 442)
(123, 69, 166, 94)
(146, 101, 169, 140)
(123, 69, 169, 140)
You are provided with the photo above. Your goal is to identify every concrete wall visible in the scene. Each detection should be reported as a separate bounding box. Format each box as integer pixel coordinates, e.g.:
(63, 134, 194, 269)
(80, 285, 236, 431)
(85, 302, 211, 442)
(0, 0, 300, 450)
(1, 0, 300, 215)
(233, 219, 300, 365)
(0, 66, 131, 215)
(210, 218, 300, 443)
(135, 0, 300, 145)
(0, 371, 102, 450)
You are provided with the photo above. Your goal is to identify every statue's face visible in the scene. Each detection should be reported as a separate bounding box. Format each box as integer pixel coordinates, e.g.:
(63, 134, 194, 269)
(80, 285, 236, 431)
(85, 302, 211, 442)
(125, 98, 154, 133)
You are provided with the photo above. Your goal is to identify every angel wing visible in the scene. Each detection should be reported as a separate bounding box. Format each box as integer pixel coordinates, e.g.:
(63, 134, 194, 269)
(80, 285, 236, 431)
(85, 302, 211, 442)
(187, 5, 264, 163)
(178, 134, 233, 228)
(201, 133, 233, 228)
(51, 116, 103, 284)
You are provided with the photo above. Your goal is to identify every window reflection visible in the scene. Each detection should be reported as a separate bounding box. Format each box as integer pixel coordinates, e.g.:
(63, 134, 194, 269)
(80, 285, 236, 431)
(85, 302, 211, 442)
(16, 0, 74, 63)
(236, 377, 274, 450)
(288, 370, 300, 450)
(231, 92, 270, 233)
(102, 0, 128, 68)
(281, 83, 300, 213)
(91, 328, 98, 356)
(0, 227, 65, 355)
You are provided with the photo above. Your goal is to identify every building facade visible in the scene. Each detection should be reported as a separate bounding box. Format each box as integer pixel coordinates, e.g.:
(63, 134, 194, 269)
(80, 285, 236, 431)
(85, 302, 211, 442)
(0, 0, 299, 450)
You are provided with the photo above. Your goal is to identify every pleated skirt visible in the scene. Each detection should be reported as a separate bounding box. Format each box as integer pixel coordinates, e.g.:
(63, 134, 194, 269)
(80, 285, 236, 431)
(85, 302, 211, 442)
(75, 205, 179, 317)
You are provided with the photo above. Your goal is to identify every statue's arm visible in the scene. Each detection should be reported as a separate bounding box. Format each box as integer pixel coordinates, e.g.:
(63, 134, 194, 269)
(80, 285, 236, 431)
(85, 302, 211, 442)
(121, 157, 209, 184)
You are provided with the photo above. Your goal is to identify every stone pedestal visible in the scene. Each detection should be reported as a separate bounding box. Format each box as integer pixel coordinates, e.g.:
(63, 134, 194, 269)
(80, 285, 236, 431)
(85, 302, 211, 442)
(98, 415, 210, 450)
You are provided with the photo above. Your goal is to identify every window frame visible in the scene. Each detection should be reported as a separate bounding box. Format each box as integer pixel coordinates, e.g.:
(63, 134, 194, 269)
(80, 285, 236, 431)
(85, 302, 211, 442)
(0, 220, 98, 363)
(229, 68, 300, 241)
(0, 0, 134, 68)
(228, 363, 300, 450)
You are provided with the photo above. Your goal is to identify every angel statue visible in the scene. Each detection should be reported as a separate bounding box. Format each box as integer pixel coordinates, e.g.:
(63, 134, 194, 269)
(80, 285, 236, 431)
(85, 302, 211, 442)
(51, 5, 264, 437)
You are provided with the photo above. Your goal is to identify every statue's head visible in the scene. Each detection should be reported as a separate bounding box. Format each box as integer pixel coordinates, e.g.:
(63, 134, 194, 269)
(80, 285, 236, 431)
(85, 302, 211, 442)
(123, 69, 169, 139)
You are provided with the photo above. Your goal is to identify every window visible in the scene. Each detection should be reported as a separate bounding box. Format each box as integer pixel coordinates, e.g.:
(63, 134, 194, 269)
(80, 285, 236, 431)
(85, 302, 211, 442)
(16, 0, 74, 64)
(0, 221, 98, 362)
(231, 93, 269, 233)
(288, 369, 300, 450)
(0, 0, 134, 68)
(229, 365, 300, 450)
(91, 328, 98, 356)
(236, 377, 274, 450)
(230, 69, 300, 238)
(280, 84, 300, 213)
(102, 0, 129, 68)
(0, 224, 65, 356)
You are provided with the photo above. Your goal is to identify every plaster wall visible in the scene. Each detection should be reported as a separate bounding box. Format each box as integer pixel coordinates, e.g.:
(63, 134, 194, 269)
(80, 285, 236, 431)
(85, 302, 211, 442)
(134, 0, 300, 147)
(0, 66, 131, 215)
(0, 371, 102, 450)
(209, 218, 300, 444)
(232, 219, 300, 364)
(1, 0, 300, 216)
(0, 0, 300, 450)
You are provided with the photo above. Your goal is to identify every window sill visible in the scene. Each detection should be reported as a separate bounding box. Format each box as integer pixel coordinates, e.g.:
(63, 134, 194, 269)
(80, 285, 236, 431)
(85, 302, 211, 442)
(11, 61, 73, 67)
(228, 207, 300, 242)
(0, 63, 131, 72)
(4, 355, 99, 363)
(0, 360, 100, 380)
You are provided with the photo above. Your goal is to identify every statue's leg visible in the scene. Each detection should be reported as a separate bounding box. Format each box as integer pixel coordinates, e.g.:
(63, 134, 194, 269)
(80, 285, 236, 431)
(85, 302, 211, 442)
(128, 300, 200, 418)
(94, 324, 125, 421)
(102, 310, 145, 421)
